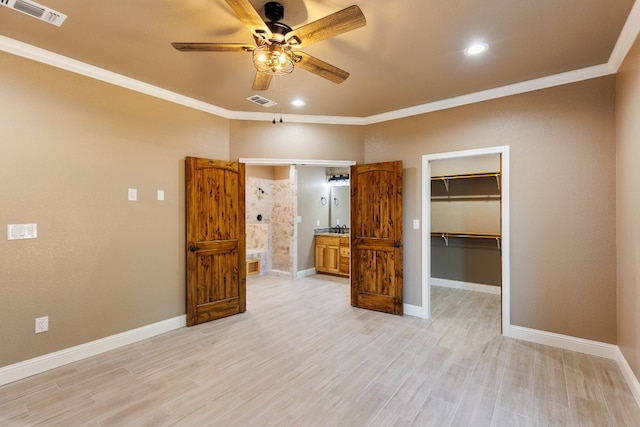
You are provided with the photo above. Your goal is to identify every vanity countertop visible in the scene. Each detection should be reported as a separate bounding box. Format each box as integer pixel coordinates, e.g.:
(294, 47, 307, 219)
(315, 232, 350, 237)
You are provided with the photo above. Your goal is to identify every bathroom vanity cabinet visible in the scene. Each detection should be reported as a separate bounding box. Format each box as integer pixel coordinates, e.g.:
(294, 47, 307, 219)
(315, 235, 350, 277)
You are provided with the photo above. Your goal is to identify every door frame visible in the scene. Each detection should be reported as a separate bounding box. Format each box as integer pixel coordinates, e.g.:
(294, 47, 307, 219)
(421, 146, 511, 336)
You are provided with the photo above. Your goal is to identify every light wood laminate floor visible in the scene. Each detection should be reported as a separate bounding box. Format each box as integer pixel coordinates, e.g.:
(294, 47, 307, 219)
(1, 274, 638, 426)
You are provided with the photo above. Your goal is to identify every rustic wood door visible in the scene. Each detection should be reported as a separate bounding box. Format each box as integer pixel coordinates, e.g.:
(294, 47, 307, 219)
(185, 157, 246, 326)
(350, 161, 403, 315)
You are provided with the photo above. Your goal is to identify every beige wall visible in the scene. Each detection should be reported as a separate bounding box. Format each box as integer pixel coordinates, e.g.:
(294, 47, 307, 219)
(229, 120, 365, 162)
(616, 36, 640, 378)
(365, 77, 617, 343)
(0, 52, 229, 366)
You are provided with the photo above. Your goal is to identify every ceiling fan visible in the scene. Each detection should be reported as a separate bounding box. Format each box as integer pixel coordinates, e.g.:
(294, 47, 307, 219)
(172, 0, 366, 91)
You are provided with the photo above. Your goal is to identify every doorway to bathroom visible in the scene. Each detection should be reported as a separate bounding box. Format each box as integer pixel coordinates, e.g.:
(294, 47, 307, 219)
(240, 159, 356, 279)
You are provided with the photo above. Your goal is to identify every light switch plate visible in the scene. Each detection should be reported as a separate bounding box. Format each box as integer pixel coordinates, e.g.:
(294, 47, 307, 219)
(157, 190, 165, 201)
(128, 188, 137, 201)
(413, 219, 420, 230)
(7, 224, 37, 240)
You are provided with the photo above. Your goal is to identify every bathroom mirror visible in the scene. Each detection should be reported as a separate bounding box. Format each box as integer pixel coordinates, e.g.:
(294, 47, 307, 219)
(329, 185, 350, 228)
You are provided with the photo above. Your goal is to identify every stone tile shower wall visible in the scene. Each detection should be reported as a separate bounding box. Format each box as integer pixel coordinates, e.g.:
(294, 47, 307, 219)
(246, 223, 268, 252)
(246, 178, 274, 274)
(272, 176, 295, 274)
(245, 174, 296, 276)
(246, 223, 269, 275)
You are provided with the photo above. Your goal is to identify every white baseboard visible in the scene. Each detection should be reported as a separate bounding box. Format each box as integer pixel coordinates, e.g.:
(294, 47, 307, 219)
(508, 325, 618, 359)
(431, 277, 501, 295)
(615, 347, 640, 408)
(296, 268, 317, 279)
(0, 315, 186, 387)
(3, 312, 638, 410)
(403, 303, 424, 318)
(269, 269, 292, 277)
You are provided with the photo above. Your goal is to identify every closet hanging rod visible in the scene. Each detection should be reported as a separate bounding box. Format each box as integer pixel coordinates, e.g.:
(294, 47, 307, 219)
(431, 195, 501, 201)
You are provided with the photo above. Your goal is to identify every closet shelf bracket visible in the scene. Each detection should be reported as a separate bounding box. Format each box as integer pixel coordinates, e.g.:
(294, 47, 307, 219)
(495, 174, 500, 190)
(441, 177, 450, 192)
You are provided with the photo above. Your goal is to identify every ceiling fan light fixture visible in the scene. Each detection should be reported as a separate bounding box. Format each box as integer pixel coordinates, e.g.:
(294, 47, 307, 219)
(464, 42, 489, 56)
(252, 44, 296, 75)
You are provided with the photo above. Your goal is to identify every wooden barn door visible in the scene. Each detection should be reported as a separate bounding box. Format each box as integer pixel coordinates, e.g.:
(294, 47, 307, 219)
(350, 161, 403, 315)
(185, 157, 246, 326)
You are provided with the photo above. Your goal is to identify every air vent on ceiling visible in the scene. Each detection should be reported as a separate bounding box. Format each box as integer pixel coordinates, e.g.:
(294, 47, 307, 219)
(246, 95, 277, 108)
(0, 0, 67, 27)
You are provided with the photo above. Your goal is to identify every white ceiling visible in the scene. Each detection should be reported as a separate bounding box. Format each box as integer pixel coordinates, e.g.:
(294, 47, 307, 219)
(1, 0, 639, 124)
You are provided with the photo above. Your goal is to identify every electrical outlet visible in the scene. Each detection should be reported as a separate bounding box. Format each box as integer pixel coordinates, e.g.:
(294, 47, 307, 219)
(35, 316, 48, 334)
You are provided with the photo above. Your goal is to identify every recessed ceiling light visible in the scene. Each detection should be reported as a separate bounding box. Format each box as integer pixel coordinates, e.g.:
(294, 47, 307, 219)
(291, 99, 306, 107)
(464, 42, 489, 56)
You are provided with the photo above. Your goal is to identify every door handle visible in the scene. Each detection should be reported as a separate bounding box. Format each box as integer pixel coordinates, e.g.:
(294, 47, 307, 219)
(394, 242, 401, 248)
(188, 246, 198, 252)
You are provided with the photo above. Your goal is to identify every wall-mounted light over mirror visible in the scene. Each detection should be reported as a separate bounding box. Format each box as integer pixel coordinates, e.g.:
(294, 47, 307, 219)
(327, 171, 349, 228)
(328, 174, 349, 186)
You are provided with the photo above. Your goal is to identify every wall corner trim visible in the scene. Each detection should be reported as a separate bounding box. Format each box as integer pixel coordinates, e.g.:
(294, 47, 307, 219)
(0, 315, 186, 387)
(615, 346, 640, 408)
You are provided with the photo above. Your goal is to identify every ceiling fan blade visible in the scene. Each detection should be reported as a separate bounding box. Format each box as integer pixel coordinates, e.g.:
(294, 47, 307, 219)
(172, 42, 254, 52)
(252, 71, 273, 91)
(286, 5, 366, 48)
(296, 51, 350, 84)
(224, 0, 272, 41)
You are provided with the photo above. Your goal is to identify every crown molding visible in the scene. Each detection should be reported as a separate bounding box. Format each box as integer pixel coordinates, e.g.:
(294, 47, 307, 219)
(228, 111, 366, 125)
(239, 158, 356, 166)
(1, 11, 637, 127)
(363, 63, 616, 125)
(609, 0, 640, 71)
(0, 35, 233, 118)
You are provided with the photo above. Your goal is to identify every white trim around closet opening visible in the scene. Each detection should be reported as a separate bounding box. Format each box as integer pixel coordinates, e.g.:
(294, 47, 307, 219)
(421, 146, 511, 336)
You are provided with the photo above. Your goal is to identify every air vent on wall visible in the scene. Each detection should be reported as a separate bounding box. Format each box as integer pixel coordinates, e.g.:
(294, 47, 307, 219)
(0, 0, 67, 26)
(246, 95, 277, 108)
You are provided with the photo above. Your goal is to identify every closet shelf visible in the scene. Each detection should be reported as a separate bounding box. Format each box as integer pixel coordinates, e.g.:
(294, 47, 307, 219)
(431, 172, 501, 191)
(431, 232, 501, 249)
